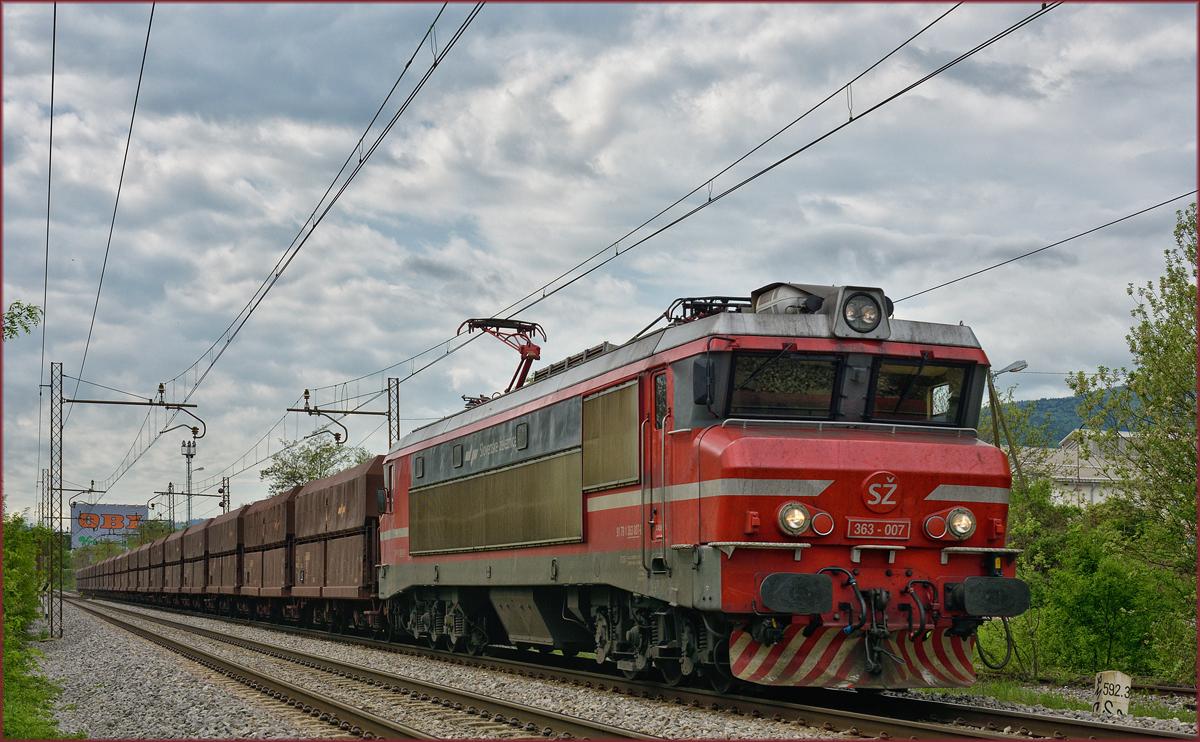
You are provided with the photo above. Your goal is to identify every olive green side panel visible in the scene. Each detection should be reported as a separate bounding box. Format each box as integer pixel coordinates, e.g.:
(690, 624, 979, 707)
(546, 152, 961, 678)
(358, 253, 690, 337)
(582, 383, 639, 491)
(411, 451, 583, 554)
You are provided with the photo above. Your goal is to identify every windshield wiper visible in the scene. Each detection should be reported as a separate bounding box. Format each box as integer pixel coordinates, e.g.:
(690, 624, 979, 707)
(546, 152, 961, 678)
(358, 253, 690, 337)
(734, 344, 796, 391)
(892, 350, 933, 414)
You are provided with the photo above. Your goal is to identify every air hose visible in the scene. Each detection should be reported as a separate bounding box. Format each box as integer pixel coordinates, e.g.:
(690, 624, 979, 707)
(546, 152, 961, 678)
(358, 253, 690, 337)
(975, 616, 1014, 670)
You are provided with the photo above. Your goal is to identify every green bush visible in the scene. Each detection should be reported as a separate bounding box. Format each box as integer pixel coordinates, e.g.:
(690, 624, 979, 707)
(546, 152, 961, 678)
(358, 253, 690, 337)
(1039, 515, 1158, 675)
(2, 511, 75, 739)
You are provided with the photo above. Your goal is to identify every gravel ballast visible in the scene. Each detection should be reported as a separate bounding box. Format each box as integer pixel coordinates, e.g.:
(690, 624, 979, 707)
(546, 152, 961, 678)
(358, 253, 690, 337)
(34, 603, 325, 739)
(39, 599, 1199, 739)
(905, 686, 1197, 736)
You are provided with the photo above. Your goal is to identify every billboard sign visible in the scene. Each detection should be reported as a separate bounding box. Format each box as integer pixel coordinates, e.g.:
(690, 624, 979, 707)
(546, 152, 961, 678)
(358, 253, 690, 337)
(71, 503, 148, 549)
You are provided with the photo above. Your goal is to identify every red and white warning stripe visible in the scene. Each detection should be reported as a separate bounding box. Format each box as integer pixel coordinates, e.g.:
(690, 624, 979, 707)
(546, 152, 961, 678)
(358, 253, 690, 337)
(729, 625, 975, 689)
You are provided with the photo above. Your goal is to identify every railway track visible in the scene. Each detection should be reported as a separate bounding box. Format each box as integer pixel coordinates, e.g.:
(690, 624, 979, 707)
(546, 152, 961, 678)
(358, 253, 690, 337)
(70, 598, 654, 740)
(81, 597, 1192, 740)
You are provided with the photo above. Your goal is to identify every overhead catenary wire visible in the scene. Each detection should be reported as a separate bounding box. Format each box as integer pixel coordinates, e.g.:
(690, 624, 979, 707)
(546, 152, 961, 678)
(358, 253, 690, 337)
(64, 375, 155, 401)
(96, 3, 1057, 501)
(499, 3, 1062, 323)
(250, 3, 1062, 497)
(486, 2, 964, 328)
(68, 2, 155, 422)
(208, 3, 485, 359)
(305, 2, 968, 400)
(165, 3, 477, 399)
(895, 190, 1198, 303)
(88, 4, 483, 498)
(167, 3, 452, 395)
(193, 414, 391, 518)
(36, 2, 58, 507)
(311, 2, 1060, 402)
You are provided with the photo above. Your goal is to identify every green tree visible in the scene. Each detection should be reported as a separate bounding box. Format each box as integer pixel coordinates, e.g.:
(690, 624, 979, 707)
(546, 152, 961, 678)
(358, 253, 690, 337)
(972, 386, 1074, 679)
(70, 538, 126, 571)
(977, 478, 1083, 679)
(1067, 204, 1196, 577)
(259, 435, 372, 496)
(3, 301, 44, 341)
(979, 385, 1058, 484)
(1066, 202, 1197, 683)
(125, 517, 173, 547)
(1040, 509, 1159, 676)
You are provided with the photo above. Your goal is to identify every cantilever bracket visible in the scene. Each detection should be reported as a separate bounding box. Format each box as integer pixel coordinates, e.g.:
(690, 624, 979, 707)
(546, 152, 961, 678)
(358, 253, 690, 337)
(286, 404, 349, 445)
(159, 406, 207, 439)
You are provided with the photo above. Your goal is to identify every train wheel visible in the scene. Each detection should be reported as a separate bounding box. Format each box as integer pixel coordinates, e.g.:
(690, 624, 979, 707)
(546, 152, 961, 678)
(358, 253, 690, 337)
(706, 663, 738, 694)
(658, 661, 685, 687)
(465, 627, 488, 656)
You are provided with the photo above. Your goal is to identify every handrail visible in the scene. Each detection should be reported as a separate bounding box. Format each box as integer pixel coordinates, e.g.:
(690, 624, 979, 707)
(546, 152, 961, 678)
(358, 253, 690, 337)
(657, 408, 673, 574)
(639, 416, 651, 576)
(719, 418, 978, 437)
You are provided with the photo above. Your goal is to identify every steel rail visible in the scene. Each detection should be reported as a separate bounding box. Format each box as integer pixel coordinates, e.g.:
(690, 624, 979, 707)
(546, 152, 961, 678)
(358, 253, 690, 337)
(81, 598, 1002, 739)
(76, 598, 656, 741)
(70, 599, 431, 740)
(84, 597, 1194, 740)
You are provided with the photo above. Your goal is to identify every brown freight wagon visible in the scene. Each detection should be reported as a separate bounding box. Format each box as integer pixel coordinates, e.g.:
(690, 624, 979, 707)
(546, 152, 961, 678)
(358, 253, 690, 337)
(149, 535, 168, 594)
(114, 552, 126, 592)
(134, 543, 152, 593)
(242, 486, 301, 598)
(206, 505, 248, 596)
(182, 519, 211, 595)
(293, 456, 384, 600)
(164, 530, 185, 593)
(119, 551, 133, 592)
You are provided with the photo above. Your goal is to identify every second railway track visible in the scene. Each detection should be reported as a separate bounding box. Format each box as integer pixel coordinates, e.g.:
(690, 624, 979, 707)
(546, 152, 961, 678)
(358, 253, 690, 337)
(70, 598, 654, 740)
(78, 597, 1193, 740)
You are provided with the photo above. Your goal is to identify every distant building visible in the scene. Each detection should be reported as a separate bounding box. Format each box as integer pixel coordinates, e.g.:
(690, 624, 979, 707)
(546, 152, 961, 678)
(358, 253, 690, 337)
(1037, 429, 1133, 506)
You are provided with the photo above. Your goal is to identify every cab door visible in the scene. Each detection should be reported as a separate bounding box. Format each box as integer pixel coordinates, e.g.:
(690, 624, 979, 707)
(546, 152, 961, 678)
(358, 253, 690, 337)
(641, 367, 672, 574)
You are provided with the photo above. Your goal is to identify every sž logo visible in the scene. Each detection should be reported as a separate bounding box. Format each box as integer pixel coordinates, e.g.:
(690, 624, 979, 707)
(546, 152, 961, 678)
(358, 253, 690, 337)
(861, 471, 900, 514)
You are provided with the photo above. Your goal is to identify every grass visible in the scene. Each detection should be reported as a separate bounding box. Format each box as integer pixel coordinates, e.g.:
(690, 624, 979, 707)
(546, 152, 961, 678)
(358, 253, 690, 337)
(924, 679, 1091, 711)
(1130, 697, 1197, 724)
(917, 680, 1197, 723)
(0, 643, 82, 740)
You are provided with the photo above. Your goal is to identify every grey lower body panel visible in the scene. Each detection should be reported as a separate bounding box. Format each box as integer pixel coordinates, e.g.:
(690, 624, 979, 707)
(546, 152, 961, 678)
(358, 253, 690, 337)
(378, 546, 723, 611)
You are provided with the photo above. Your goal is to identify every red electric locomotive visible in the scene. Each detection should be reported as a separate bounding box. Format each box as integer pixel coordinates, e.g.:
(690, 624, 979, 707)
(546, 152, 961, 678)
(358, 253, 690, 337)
(375, 282, 1030, 690)
(78, 280, 1029, 692)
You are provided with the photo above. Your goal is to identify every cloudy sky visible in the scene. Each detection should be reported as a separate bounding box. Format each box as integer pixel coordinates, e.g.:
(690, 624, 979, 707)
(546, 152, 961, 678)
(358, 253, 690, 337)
(3, 3, 1195, 519)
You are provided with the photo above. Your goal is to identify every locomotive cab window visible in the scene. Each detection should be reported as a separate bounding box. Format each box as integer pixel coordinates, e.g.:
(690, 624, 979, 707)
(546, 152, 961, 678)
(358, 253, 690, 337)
(727, 352, 840, 419)
(867, 357, 969, 425)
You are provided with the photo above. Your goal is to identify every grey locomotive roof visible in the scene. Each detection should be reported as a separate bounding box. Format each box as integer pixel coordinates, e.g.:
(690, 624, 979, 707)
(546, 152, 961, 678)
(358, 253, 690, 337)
(391, 312, 981, 454)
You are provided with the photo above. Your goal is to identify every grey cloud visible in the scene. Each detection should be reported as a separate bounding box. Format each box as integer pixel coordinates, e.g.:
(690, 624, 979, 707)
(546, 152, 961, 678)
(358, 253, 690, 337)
(2, 3, 1194, 516)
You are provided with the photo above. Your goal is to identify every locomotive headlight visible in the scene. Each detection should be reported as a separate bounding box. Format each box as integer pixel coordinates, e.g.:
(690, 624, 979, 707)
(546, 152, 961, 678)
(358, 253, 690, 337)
(777, 502, 810, 536)
(843, 294, 882, 333)
(946, 507, 977, 539)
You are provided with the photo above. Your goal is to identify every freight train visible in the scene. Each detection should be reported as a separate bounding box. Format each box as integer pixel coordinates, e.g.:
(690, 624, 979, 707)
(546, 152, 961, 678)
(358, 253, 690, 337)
(78, 281, 1030, 691)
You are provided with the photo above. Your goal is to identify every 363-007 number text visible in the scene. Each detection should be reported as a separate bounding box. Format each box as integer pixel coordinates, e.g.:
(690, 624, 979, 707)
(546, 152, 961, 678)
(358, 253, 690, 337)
(845, 518, 909, 539)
